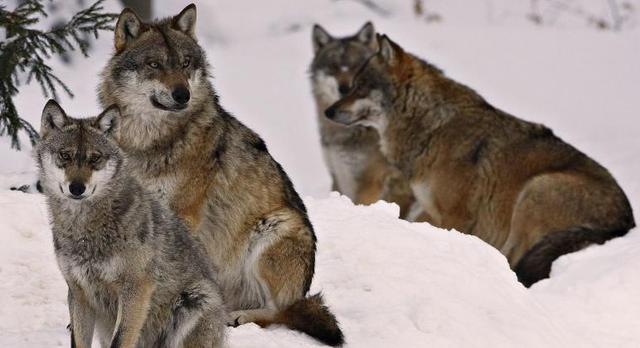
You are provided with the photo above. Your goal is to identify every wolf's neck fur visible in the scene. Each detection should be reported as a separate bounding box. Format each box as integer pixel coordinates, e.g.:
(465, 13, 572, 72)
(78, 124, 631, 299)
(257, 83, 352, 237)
(381, 55, 484, 174)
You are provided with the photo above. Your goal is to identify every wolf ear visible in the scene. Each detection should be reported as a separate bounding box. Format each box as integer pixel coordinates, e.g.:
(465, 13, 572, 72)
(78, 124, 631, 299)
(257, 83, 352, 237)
(356, 22, 376, 49)
(312, 24, 333, 53)
(115, 8, 144, 52)
(41, 99, 69, 135)
(378, 34, 402, 66)
(94, 105, 120, 135)
(173, 4, 197, 38)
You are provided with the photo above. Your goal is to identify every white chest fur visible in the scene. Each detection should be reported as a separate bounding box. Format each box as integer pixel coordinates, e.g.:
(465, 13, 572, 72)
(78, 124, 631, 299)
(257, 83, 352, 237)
(324, 146, 369, 200)
(410, 181, 441, 225)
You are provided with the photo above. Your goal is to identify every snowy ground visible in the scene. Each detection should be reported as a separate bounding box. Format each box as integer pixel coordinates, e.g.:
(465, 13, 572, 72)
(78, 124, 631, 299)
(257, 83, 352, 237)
(1, 0, 640, 347)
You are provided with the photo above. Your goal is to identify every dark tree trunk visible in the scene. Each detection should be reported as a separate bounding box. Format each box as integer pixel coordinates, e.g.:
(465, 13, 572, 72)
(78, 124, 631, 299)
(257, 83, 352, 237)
(119, 0, 152, 20)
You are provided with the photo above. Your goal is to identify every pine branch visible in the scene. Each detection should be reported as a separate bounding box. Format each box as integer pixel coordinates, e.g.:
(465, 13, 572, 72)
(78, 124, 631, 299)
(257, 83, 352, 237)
(0, 0, 117, 150)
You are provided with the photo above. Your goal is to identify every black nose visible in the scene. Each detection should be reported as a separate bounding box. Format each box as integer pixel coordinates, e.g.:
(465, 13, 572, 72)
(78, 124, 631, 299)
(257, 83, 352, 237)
(338, 84, 350, 96)
(325, 105, 336, 119)
(69, 181, 86, 197)
(172, 86, 190, 105)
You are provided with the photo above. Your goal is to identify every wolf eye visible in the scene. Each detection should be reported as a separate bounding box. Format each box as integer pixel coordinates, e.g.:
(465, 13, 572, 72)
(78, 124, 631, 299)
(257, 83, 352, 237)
(182, 57, 191, 68)
(58, 151, 71, 161)
(89, 153, 102, 164)
(148, 61, 160, 69)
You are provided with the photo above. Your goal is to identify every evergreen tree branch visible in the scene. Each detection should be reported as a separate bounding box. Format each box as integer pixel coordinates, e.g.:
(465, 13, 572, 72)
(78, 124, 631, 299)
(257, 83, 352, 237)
(0, 0, 117, 150)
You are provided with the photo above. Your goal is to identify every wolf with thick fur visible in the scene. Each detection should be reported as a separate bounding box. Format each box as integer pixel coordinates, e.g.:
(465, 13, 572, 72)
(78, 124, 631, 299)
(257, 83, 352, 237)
(98, 5, 343, 346)
(37, 100, 226, 347)
(326, 35, 635, 287)
(310, 22, 418, 220)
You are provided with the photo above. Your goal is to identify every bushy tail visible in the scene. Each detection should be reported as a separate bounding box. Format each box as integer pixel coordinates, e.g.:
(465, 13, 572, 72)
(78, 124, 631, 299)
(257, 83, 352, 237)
(514, 227, 630, 287)
(261, 293, 344, 346)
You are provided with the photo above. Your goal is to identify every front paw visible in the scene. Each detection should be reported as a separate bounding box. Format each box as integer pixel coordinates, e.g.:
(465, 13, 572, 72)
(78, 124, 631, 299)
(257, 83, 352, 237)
(227, 310, 250, 327)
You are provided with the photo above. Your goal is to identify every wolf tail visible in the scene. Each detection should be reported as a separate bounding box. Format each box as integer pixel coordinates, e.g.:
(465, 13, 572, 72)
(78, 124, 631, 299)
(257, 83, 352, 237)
(514, 226, 631, 287)
(260, 293, 344, 346)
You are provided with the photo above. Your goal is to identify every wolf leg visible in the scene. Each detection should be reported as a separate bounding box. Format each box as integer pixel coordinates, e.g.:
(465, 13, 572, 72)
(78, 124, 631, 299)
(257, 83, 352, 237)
(110, 278, 154, 348)
(228, 308, 279, 326)
(227, 209, 343, 346)
(514, 227, 628, 287)
(68, 283, 95, 348)
(508, 172, 633, 287)
(182, 291, 227, 348)
(162, 283, 226, 348)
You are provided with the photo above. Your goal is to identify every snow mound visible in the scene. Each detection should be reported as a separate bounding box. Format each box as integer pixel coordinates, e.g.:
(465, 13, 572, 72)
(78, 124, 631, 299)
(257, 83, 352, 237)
(8, 186, 640, 347)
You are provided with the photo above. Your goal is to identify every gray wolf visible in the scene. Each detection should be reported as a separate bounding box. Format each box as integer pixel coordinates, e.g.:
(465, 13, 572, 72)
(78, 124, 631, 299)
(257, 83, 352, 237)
(310, 22, 418, 220)
(36, 100, 226, 347)
(326, 34, 635, 287)
(98, 4, 343, 346)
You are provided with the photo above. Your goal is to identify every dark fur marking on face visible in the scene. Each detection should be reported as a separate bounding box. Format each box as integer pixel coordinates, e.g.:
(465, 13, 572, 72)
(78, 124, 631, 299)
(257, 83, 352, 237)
(156, 26, 179, 64)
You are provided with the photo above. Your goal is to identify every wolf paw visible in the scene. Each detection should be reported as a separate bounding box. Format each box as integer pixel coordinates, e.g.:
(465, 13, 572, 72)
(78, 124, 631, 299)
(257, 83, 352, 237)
(227, 310, 250, 327)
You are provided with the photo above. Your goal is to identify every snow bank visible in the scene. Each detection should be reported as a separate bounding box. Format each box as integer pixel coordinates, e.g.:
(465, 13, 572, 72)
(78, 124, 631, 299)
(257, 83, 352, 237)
(0, 189, 575, 347)
(3, 188, 639, 347)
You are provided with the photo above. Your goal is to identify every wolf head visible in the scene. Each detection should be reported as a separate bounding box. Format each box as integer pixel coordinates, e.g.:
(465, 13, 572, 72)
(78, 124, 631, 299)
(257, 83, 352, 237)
(36, 100, 124, 202)
(310, 22, 377, 105)
(324, 35, 408, 131)
(99, 4, 209, 118)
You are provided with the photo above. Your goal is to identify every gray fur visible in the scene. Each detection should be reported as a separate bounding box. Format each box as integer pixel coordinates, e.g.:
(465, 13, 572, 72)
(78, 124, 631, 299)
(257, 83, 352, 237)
(99, 6, 343, 346)
(37, 102, 226, 347)
(310, 23, 381, 198)
(310, 23, 417, 218)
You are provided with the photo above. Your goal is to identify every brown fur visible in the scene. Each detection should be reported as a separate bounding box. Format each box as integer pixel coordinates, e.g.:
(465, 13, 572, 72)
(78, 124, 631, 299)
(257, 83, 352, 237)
(99, 6, 343, 345)
(310, 23, 419, 220)
(327, 35, 635, 285)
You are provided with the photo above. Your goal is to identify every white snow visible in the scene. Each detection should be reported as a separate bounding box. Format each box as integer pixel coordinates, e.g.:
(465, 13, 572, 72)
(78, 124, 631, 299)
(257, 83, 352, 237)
(1, 0, 640, 347)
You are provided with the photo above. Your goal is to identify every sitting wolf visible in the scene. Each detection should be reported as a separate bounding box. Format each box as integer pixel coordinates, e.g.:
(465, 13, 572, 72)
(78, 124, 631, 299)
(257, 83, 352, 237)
(98, 4, 343, 346)
(326, 35, 635, 287)
(310, 22, 417, 220)
(37, 100, 226, 347)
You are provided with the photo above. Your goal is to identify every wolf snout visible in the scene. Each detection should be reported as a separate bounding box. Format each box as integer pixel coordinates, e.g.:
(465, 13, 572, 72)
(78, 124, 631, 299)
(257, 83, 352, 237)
(172, 85, 191, 105)
(324, 105, 337, 120)
(69, 181, 86, 198)
(325, 104, 353, 125)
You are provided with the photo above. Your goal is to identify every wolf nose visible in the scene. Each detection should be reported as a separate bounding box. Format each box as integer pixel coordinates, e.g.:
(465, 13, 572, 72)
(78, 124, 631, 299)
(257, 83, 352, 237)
(172, 86, 190, 105)
(325, 105, 336, 120)
(338, 84, 350, 96)
(69, 181, 86, 197)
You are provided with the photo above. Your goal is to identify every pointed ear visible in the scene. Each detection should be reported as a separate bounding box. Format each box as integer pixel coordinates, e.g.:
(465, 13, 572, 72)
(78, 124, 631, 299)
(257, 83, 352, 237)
(114, 8, 144, 52)
(356, 22, 376, 49)
(378, 35, 402, 66)
(41, 99, 69, 135)
(312, 24, 333, 53)
(173, 4, 197, 38)
(93, 105, 120, 135)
